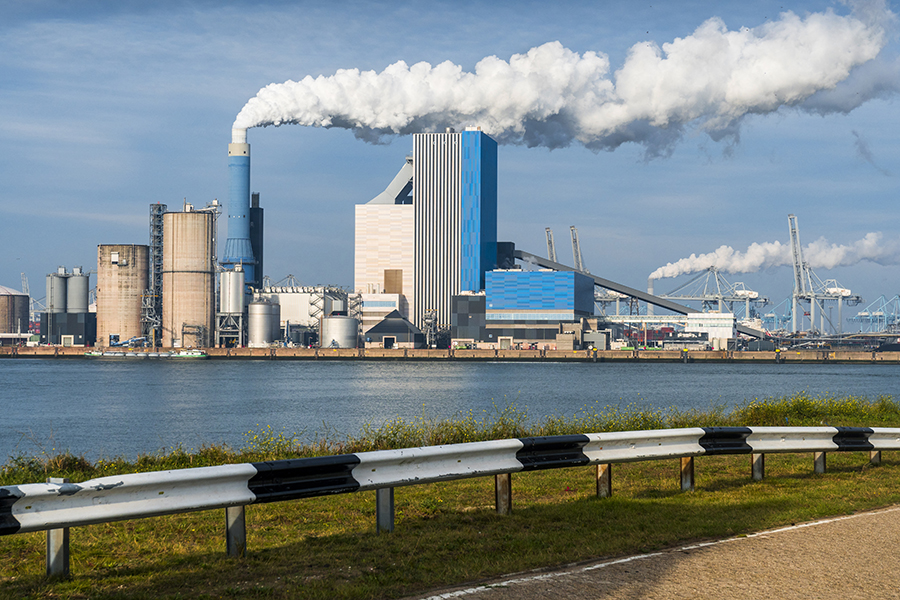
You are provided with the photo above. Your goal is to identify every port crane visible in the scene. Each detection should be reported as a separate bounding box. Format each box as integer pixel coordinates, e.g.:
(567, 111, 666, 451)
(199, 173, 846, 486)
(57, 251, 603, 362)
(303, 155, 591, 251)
(655, 268, 769, 320)
(569, 226, 588, 273)
(788, 214, 863, 334)
(545, 228, 557, 263)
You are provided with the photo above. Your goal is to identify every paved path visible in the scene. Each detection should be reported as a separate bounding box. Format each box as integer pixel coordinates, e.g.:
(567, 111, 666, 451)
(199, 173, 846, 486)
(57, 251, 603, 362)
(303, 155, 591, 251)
(409, 506, 900, 600)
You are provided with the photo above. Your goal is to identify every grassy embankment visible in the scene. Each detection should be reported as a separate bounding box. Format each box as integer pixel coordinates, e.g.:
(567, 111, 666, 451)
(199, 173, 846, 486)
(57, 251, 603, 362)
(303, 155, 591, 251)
(2, 392, 900, 599)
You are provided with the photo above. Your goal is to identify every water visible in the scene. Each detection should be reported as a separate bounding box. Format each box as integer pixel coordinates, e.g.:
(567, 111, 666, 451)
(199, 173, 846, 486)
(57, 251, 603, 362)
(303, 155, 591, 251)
(2, 359, 900, 461)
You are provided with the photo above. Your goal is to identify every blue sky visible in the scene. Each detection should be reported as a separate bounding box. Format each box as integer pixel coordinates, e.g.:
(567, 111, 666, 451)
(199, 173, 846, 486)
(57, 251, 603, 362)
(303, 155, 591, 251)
(2, 0, 899, 327)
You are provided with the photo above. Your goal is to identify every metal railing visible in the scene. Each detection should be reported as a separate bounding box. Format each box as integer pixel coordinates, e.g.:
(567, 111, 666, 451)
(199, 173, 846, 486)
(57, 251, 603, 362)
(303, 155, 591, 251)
(2, 426, 898, 577)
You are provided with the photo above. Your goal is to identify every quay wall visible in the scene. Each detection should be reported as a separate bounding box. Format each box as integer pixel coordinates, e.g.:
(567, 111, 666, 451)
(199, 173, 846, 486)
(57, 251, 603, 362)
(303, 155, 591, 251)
(3, 346, 900, 363)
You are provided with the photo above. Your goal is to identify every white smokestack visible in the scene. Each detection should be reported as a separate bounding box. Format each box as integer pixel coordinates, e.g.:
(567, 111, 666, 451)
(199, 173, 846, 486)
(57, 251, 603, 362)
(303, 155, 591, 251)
(233, 3, 892, 155)
(650, 232, 900, 280)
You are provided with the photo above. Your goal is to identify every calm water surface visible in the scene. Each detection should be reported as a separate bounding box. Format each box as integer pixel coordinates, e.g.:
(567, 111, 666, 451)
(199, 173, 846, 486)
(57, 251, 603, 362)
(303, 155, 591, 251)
(3, 359, 900, 461)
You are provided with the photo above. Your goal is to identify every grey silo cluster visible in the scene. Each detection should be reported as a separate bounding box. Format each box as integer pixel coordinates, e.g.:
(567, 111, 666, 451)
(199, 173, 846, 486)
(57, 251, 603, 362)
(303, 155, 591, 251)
(45, 267, 90, 315)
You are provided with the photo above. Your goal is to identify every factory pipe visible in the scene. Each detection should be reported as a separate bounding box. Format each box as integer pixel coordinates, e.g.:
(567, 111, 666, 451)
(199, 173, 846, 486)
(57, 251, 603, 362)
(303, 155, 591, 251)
(222, 128, 256, 286)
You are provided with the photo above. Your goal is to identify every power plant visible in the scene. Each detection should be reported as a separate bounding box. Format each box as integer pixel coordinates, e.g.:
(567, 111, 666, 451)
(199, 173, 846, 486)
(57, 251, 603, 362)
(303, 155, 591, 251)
(4, 125, 897, 354)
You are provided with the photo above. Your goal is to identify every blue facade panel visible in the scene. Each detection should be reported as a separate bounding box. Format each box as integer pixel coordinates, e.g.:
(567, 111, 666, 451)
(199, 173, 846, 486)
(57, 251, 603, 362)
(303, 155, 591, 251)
(485, 271, 594, 315)
(460, 131, 498, 292)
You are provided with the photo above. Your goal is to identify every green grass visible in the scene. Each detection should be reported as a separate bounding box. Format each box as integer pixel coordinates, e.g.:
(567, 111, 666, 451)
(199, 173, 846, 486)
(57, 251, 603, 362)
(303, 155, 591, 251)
(2, 392, 900, 599)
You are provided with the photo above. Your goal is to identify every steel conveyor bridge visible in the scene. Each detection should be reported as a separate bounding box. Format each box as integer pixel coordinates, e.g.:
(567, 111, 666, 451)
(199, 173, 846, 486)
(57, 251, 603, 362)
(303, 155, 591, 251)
(513, 249, 765, 339)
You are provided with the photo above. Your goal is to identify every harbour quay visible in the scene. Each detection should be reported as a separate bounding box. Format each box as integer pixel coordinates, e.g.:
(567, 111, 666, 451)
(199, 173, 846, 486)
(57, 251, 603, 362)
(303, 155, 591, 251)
(4, 346, 900, 363)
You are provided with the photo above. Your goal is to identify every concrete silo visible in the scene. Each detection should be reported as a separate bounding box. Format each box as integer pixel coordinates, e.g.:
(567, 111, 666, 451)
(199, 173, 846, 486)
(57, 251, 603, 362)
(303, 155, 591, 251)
(0, 285, 29, 335)
(97, 245, 149, 347)
(162, 208, 215, 348)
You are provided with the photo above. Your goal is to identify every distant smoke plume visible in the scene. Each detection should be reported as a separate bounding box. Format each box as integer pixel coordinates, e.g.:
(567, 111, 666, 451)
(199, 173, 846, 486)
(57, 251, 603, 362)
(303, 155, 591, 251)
(649, 232, 899, 279)
(852, 130, 892, 175)
(234, 2, 894, 155)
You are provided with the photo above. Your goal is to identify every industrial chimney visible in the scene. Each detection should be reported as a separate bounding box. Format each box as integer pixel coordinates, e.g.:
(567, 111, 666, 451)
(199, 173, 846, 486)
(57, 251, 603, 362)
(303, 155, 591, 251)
(222, 128, 257, 286)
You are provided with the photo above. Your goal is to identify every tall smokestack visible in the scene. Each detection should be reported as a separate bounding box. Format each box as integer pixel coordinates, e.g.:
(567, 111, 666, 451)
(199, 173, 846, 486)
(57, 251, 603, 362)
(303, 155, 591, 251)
(222, 128, 256, 285)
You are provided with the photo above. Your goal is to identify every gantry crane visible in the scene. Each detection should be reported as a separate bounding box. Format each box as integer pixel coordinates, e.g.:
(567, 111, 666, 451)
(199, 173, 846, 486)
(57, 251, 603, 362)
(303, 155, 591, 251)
(545, 228, 557, 263)
(570, 226, 588, 273)
(788, 214, 863, 334)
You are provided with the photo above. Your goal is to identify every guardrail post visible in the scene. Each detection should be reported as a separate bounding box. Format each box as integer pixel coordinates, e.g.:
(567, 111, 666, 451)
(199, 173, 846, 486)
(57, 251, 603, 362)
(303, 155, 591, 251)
(751, 453, 765, 481)
(225, 505, 246, 557)
(495, 473, 512, 515)
(376, 488, 395, 533)
(870, 450, 882, 465)
(814, 451, 827, 474)
(596, 464, 612, 498)
(46, 477, 70, 578)
(680, 457, 694, 492)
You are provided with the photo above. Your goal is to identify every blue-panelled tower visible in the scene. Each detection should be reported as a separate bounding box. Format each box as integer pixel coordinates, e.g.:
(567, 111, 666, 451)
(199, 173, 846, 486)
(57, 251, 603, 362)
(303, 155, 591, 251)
(222, 128, 257, 287)
(412, 127, 498, 328)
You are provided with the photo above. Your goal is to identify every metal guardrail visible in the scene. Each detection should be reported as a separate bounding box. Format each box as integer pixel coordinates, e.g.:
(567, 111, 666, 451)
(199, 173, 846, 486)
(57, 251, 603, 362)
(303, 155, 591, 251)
(2, 426, 899, 577)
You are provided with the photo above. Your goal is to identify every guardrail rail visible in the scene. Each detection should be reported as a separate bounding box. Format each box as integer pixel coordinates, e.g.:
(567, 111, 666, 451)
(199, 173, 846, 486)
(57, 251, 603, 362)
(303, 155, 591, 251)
(2, 426, 898, 577)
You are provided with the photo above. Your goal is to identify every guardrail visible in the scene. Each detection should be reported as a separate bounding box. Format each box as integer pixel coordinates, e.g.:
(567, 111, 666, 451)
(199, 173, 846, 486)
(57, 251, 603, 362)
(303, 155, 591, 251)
(2, 426, 898, 577)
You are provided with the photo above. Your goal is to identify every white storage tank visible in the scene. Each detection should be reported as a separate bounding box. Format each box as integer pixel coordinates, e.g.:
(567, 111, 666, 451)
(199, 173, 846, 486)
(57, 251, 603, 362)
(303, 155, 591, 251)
(220, 267, 245, 314)
(320, 316, 359, 348)
(248, 300, 278, 347)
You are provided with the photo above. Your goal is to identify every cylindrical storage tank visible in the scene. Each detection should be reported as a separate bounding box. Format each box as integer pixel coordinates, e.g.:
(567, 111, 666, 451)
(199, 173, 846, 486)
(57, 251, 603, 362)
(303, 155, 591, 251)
(66, 268, 90, 314)
(320, 316, 359, 348)
(219, 267, 245, 314)
(162, 211, 215, 348)
(248, 300, 275, 347)
(97, 245, 149, 347)
(46, 272, 67, 314)
(0, 286, 29, 334)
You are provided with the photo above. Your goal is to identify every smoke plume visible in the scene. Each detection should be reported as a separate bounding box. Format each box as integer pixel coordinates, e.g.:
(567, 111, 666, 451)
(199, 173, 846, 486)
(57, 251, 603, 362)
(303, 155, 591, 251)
(649, 232, 899, 280)
(234, 2, 894, 154)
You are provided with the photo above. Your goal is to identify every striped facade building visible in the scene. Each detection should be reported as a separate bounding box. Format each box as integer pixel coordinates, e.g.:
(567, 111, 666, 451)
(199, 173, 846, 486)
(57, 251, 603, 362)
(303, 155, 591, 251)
(355, 128, 498, 330)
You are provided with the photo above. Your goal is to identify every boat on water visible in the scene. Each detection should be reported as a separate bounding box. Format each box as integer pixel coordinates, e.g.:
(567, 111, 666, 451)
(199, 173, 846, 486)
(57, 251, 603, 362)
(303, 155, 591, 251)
(84, 349, 208, 359)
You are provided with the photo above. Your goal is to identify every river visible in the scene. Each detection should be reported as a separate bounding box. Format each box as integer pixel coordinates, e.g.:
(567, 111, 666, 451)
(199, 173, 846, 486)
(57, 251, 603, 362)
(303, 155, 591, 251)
(3, 359, 899, 461)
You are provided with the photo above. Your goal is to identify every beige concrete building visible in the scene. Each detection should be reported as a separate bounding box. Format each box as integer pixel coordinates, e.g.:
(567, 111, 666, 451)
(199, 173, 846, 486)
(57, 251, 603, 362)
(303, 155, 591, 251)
(162, 209, 215, 348)
(96, 245, 149, 347)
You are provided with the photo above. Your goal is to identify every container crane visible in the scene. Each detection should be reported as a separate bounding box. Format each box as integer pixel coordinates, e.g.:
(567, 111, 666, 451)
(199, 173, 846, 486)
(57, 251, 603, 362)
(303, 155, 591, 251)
(570, 226, 588, 273)
(656, 268, 769, 320)
(545, 228, 557, 263)
(787, 214, 863, 334)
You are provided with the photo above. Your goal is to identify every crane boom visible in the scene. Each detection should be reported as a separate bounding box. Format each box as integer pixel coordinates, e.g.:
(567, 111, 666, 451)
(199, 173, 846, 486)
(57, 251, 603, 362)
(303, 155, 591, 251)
(570, 226, 587, 273)
(788, 214, 805, 295)
(545, 227, 557, 263)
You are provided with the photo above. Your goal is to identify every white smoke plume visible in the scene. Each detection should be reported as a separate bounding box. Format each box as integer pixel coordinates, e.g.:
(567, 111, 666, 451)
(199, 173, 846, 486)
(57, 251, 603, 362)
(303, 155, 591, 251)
(234, 2, 894, 155)
(649, 232, 899, 279)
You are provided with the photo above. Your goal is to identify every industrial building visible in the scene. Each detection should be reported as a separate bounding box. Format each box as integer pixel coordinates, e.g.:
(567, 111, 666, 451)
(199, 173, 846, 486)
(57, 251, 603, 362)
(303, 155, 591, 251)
(40, 267, 95, 346)
(0, 285, 30, 345)
(161, 206, 216, 348)
(354, 127, 497, 332)
(96, 244, 149, 347)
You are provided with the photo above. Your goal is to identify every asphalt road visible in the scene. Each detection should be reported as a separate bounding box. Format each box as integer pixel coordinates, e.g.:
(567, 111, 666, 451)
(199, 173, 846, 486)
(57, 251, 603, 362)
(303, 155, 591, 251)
(409, 506, 900, 600)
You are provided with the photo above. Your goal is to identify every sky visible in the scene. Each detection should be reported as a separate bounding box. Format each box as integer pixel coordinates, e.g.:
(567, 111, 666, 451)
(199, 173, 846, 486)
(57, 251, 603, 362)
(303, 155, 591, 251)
(2, 0, 899, 330)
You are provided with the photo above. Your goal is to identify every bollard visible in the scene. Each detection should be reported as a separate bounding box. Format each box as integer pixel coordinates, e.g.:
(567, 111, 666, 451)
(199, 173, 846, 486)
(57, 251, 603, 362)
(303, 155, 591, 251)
(814, 451, 827, 474)
(225, 505, 246, 557)
(680, 457, 695, 492)
(751, 453, 765, 481)
(46, 478, 70, 578)
(870, 450, 882, 465)
(376, 488, 395, 533)
(596, 463, 612, 498)
(495, 473, 512, 515)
